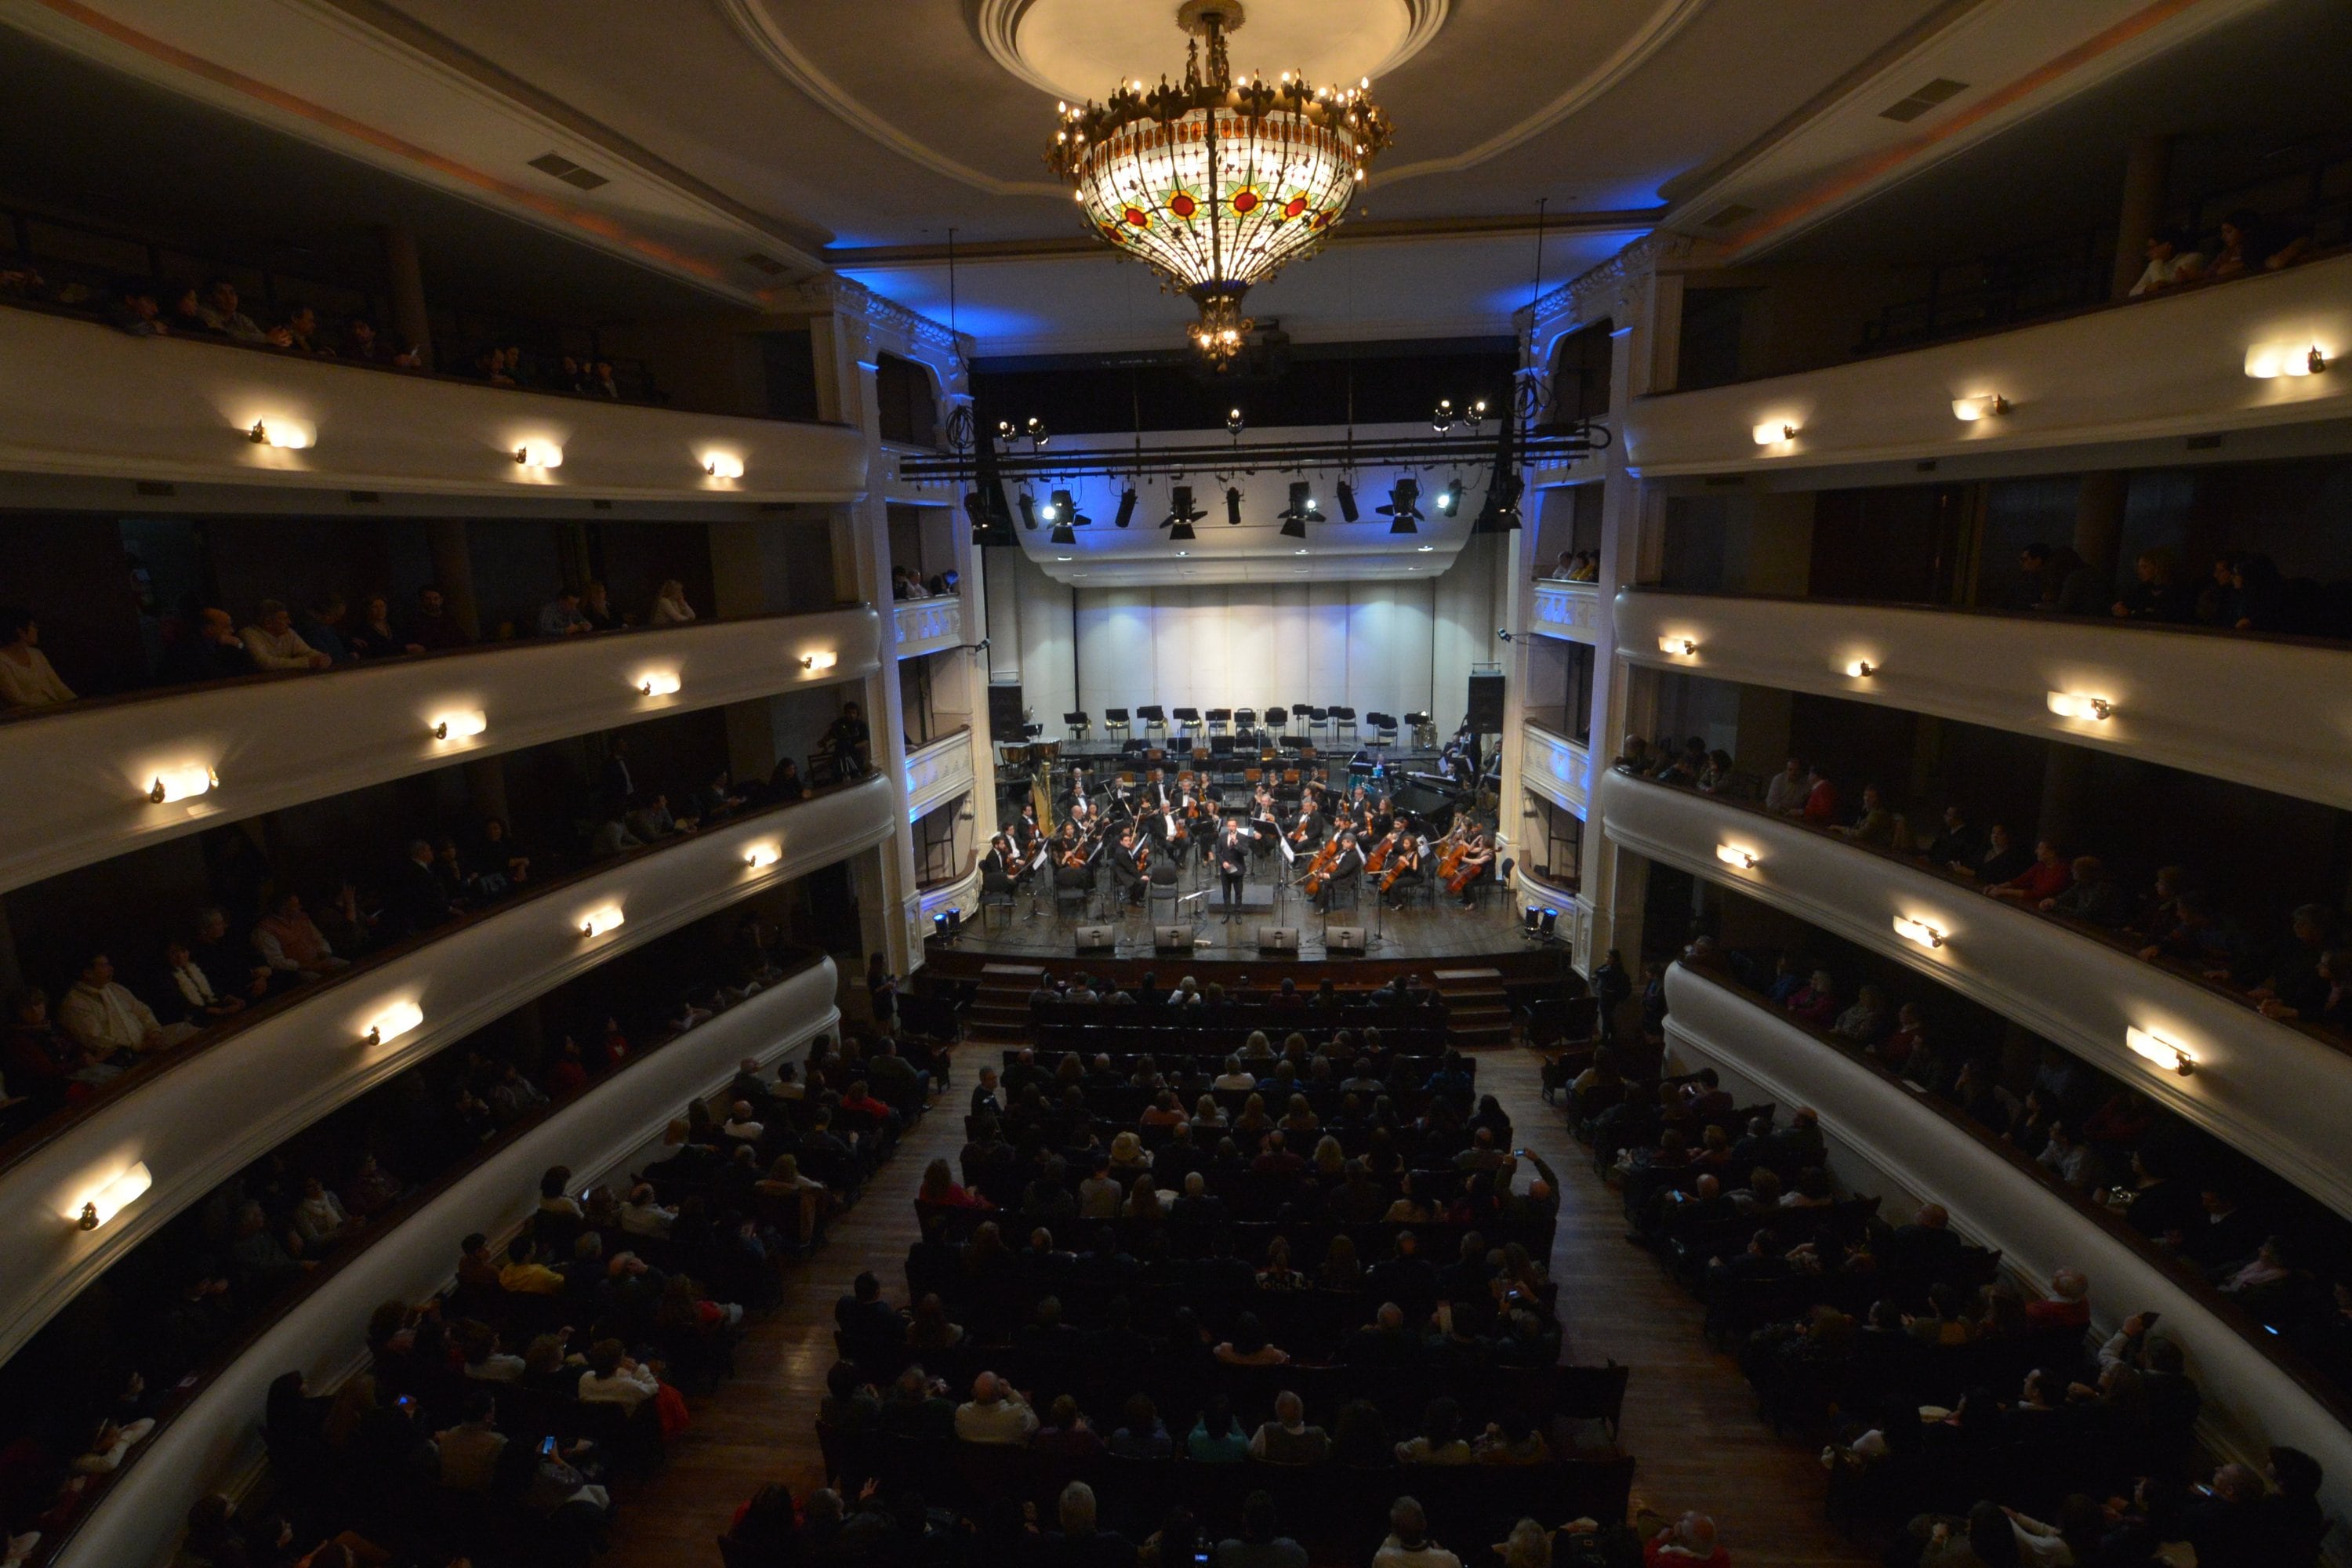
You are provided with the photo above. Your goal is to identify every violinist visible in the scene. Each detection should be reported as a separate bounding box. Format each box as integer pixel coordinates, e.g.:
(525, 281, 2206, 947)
(1068, 795, 1097, 833)
(1053, 822, 1093, 892)
(1311, 830, 1364, 912)
(1287, 797, 1326, 852)
(1142, 768, 1174, 813)
(1450, 822, 1496, 908)
(982, 832, 1023, 898)
(1015, 802, 1043, 855)
(1112, 826, 1147, 906)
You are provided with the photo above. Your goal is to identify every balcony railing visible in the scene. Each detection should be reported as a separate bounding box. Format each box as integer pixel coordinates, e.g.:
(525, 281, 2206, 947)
(0, 776, 893, 1366)
(0, 304, 867, 499)
(1520, 720, 1591, 817)
(0, 608, 880, 896)
(893, 594, 965, 659)
(49, 959, 840, 1568)
(1663, 960, 2352, 1471)
(1622, 251, 2352, 477)
(1531, 578, 1603, 643)
(1613, 586, 2352, 812)
(906, 727, 978, 822)
(1597, 768, 2352, 1221)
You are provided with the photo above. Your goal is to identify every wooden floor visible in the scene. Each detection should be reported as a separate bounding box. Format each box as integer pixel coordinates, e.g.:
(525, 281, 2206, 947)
(597, 1012, 1875, 1567)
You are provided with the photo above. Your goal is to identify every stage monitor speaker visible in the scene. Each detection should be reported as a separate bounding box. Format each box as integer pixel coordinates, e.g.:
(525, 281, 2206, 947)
(988, 684, 1026, 735)
(1256, 925, 1300, 953)
(1465, 673, 1506, 733)
(1327, 925, 1367, 954)
(1153, 925, 1196, 952)
(1073, 924, 1116, 953)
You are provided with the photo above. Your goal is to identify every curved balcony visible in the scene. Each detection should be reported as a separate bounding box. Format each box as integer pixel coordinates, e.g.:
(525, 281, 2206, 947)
(0, 607, 880, 896)
(1595, 768, 2352, 1219)
(1531, 579, 1603, 644)
(1613, 587, 2352, 812)
(0, 775, 892, 1366)
(50, 958, 840, 1568)
(893, 594, 966, 659)
(0, 303, 867, 499)
(1519, 721, 1591, 818)
(1659, 961, 2352, 1511)
(906, 727, 978, 822)
(1624, 252, 2352, 480)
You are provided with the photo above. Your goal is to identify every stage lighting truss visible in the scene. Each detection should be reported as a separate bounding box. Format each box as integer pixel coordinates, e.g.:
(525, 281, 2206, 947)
(895, 421, 1605, 488)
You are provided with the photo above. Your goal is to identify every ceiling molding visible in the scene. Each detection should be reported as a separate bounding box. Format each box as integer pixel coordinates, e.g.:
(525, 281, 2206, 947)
(715, 0, 1067, 199)
(971, 0, 1452, 101)
(1372, 0, 1715, 188)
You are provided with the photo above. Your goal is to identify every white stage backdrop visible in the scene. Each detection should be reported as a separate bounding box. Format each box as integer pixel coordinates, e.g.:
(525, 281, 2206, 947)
(1075, 581, 1440, 721)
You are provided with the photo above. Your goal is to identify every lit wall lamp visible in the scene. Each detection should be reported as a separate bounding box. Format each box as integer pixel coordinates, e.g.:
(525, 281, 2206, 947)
(246, 418, 314, 449)
(362, 1000, 424, 1047)
(147, 764, 219, 804)
(743, 844, 782, 871)
(1658, 636, 1697, 658)
(702, 452, 745, 479)
(514, 441, 564, 470)
(1715, 844, 1759, 870)
(1752, 421, 1798, 445)
(637, 671, 683, 698)
(2126, 1025, 2197, 1076)
(1951, 394, 2010, 422)
(71, 1163, 152, 1230)
(1844, 659, 1877, 679)
(2046, 691, 2114, 722)
(578, 906, 624, 939)
(1891, 915, 1946, 949)
(2244, 343, 2328, 379)
(430, 709, 488, 742)
(800, 651, 839, 673)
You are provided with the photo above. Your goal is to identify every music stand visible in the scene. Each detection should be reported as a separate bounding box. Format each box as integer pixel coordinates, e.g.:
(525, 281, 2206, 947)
(1178, 887, 1211, 947)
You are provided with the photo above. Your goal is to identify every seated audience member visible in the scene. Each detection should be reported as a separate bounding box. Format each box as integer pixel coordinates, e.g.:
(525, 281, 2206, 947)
(241, 600, 332, 671)
(1247, 1391, 1329, 1464)
(1214, 1492, 1308, 1568)
(1187, 1397, 1251, 1462)
(407, 585, 472, 651)
(651, 579, 699, 626)
(1394, 1398, 1473, 1465)
(2207, 207, 2308, 279)
(579, 581, 621, 633)
(2112, 547, 2194, 623)
(538, 586, 593, 637)
(60, 952, 195, 1057)
(953, 1371, 1037, 1444)
(252, 891, 350, 982)
(0, 607, 74, 708)
(156, 937, 245, 1029)
(577, 1338, 662, 1408)
(2128, 229, 2205, 296)
(160, 606, 257, 684)
(293, 594, 351, 662)
(1986, 839, 2071, 903)
(2039, 856, 2133, 926)
(195, 277, 275, 343)
(8, 985, 125, 1101)
(1831, 784, 1896, 848)
(1372, 1496, 1462, 1568)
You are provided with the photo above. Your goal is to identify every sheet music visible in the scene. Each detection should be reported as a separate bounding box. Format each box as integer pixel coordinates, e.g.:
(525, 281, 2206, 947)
(1278, 836, 1296, 865)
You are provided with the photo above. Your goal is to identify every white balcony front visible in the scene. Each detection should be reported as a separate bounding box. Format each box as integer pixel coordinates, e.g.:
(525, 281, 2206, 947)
(0, 305, 869, 499)
(1661, 963, 2352, 1521)
(1624, 253, 2352, 481)
(906, 727, 977, 821)
(1596, 768, 2352, 1219)
(1530, 579, 1603, 644)
(894, 595, 964, 659)
(1520, 721, 1590, 818)
(1613, 588, 2352, 811)
(0, 776, 893, 1367)
(0, 607, 883, 896)
(54, 959, 840, 1568)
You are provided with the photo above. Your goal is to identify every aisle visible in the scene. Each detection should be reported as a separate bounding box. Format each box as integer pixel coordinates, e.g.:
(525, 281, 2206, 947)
(598, 1076, 967, 1565)
(601, 1042, 1875, 1567)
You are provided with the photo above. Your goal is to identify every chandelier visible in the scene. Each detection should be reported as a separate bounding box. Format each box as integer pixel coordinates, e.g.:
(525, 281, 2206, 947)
(1046, 0, 1393, 362)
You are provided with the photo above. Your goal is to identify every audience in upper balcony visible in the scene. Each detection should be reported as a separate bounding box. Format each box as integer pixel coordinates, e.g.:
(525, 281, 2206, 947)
(241, 599, 333, 672)
(2126, 229, 2206, 296)
(2014, 543, 2101, 616)
(2207, 208, 2310, 280)
(2111, 548, 2195, 623)
(0, 608, 74, 710)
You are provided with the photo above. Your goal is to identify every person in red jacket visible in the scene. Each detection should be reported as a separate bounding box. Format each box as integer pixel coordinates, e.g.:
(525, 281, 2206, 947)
(1988, 838, 2072, 903)
(1799, 767, 1840, 826)
(1643, 1511, 1730, 1568)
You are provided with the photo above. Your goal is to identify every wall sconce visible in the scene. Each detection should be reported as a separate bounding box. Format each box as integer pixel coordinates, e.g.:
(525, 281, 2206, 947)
(1752, 421, 1798, 445)
(2126, 1025, 2197, 1076)
(637, 672, 683, 698)
(246, 418, 314, 449)
(1658, 636, 1697, 658)
(2046, 691, 2114, 722)
(2244, 343, 2328, 379)
(147, 764, 219, 804)
(1951, 394, 2009, 422)
(1844, 659, 1877, 679)
(743, 844, 782, 870)
(430, 710, 488, 742)
(1715, 844, 1759, 870)
(578, 906, 625, 939)
(702, 452, 745, 479)
(362, 1000, 424, 1047)
(71, 1163, 152, 1230)
(1892, 915, 1946, 949)
(800, 651, 839, 672)
(514, 441, 564, 469)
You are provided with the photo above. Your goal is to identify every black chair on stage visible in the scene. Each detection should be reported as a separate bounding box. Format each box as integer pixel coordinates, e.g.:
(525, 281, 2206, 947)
(1330, 705, 1358, 744)
(1064, 710, 1091, 742)
(1263, 705, 1289, 739)
(1368, 712, 1399, 750)
(1232, 707, 1258, 746)
(1103, 707, 1131, 742)
(1205, 706, 1232, 736)
(1138, 704, 1169, 744)
(1304, 706, 1331, 746)
(1170, 706, 1201, 742)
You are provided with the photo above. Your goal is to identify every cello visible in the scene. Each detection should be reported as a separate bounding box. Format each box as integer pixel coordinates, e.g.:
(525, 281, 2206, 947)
(1298, 836, 1341, 900)
(1433, 816, 1469, 891)
(1443, 827, 1489, 897)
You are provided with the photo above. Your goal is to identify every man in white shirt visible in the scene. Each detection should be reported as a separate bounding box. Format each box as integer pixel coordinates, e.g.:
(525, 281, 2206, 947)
(953, 1372, 1038, 1444)
(2128, 230, 2205, 296)
(619, 1184, 677, 1238)
(721, 1102, 764, 1143)
(1763, 757, 1806, 816)
(1371, 1497, 1461, 1568)
(59, 953, 194, 1056)
(1213, 1056, 1256, 1092)
(240, 600, 331, 671)
(576, 1340, 661, 1407)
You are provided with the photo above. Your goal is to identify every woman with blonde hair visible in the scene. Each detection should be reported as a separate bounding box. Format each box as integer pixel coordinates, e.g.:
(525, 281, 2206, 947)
(1280, 1093, 1320, 1134)
(1192, 1094, 1228, 1131)
(1233, 1093, 1272, 1135)
(650, 579, 697, 625)
(1312, 1134, 1346, 1178)
(1109, 1130, 1151, 1171)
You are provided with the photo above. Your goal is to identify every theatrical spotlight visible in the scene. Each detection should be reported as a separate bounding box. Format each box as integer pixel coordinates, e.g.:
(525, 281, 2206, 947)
(1036, 494, 1058, 524)
(1225, 486, 1243, 526)
(1436, 478, 1461, 517)
(1276, 480, 1316, 539)
(1017, 491, 1037, 529)
(1377, 478, 1423, 535)
(1335, 480, 1359, 522)
(1114, 487, 1138, 528)
(1050, 489, 1090, 528)
(1474, 470, 1524, 533)
(1049, 520, 1076, 546)
(1164, 485, 1206, 544)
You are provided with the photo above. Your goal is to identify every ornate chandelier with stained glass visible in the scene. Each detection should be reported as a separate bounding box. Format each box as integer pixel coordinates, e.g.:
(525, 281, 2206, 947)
(1046, 0, 1393, 361)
